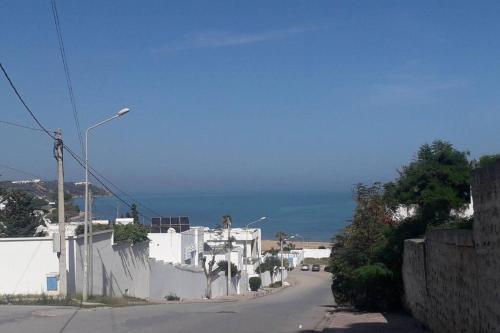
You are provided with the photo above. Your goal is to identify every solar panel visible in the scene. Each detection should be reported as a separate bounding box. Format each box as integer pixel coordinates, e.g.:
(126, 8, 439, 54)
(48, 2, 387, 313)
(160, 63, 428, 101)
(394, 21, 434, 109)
(150, 216, 190, 233)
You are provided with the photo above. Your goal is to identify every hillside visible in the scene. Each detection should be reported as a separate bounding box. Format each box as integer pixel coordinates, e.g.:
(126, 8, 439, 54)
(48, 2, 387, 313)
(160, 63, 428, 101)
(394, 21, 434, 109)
(0, 180, 109, 200)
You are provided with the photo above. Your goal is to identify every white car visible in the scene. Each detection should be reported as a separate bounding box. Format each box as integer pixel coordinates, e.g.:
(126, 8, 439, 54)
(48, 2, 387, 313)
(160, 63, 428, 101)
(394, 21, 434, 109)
(301, 264, 310, 271)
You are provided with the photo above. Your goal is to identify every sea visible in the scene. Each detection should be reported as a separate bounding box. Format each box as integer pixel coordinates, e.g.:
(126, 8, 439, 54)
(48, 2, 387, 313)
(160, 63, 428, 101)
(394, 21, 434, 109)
(75, 191, 355, 242)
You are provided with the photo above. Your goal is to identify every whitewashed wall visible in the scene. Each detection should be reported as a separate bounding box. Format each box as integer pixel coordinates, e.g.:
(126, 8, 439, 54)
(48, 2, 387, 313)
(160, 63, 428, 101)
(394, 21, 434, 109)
(74, 231, 150, 299)
(303, 248, 331, 259)
(0, 237, 59, 294)
(148, 232, 182, 263)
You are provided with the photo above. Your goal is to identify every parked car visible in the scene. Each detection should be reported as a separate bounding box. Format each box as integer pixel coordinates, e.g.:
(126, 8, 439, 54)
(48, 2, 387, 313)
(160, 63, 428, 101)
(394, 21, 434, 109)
(311, 264, 321, 272)
(301, 264, 310, 271)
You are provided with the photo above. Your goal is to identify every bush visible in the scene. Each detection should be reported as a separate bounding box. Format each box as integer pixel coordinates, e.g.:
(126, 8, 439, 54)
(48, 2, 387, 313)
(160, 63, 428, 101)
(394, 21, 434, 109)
(249, 277, 261, 291)
(269, 281, 282, 288)
(216, 260, 239, 277)
(350, 263, 396, 310)
(165, 293, 180, 301)
(113, 223, 149, 244)
(256, 256, 287, 273)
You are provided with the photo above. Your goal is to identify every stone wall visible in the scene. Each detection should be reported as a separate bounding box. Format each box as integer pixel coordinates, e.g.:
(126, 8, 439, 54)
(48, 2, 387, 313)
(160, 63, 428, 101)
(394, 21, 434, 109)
(403, 161, 500, 333)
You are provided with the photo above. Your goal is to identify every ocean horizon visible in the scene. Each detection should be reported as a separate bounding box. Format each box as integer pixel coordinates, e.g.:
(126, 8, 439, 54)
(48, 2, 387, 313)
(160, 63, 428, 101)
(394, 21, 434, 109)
(75, 191, 355, 242)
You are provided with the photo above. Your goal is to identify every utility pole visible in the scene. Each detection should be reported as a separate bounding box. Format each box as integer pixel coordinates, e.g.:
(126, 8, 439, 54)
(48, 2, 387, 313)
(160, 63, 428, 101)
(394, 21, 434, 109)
(280, 236, 284, 286)
(88, 189, 93, 297)
(226, 217, 232, 296)
(54, 129, 67, 296)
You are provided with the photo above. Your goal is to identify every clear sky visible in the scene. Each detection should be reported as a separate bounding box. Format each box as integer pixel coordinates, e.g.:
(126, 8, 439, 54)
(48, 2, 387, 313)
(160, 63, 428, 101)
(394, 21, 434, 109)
(2, 1, 500, 193)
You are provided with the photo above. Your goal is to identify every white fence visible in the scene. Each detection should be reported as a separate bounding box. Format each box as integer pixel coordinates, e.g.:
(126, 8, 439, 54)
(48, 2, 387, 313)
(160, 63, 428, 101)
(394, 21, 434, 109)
(303, 248, 331, 259)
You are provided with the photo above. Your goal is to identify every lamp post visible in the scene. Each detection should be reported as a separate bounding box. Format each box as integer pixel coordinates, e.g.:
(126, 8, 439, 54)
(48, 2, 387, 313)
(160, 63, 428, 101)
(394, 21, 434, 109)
(244, 216, 266, 291)
(82, 107, 130, 302)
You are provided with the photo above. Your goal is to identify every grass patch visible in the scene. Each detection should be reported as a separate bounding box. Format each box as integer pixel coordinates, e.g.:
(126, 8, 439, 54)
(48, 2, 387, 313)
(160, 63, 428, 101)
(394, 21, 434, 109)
(73, 294, 150, 307)
(0, 294, 75, 306)
(268, 281, 282, 288)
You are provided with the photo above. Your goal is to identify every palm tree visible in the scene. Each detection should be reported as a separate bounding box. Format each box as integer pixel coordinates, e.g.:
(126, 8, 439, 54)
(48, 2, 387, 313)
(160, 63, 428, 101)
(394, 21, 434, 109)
(275, 231, 287, 244)
(221, 215, 232, 229)
(275, 231, 288, 285)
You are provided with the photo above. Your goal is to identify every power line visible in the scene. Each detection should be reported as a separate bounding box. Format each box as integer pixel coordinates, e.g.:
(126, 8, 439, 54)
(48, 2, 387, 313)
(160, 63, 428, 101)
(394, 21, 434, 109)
(0, 120, 45, 132)
(50, 0, 85, 156)
(0, 163, 39, 179)
(0, 62, 153, 221)
(0, 63, 56, 139)
(88, 165, 162, 217)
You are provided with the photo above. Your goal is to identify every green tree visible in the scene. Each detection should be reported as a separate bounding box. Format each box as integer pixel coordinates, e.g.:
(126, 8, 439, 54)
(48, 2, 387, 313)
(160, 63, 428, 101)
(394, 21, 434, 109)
(113, 223, 149, 244)
(330, 183, 396, 309)
(256, 255, 288, 274)
(476, 154, 500, 168)
(386, 140, 471, 225)
(0, 190, 44, 237)
(129, 204, 139, 224)
(216, 260, 239, 277)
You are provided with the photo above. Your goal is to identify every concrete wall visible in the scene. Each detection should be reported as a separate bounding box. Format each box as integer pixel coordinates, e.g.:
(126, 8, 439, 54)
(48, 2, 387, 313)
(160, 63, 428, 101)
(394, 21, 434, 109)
(0, 237, 59, 294)
(0, 230, 244, 301)
(148, 232, 182, 264)
(149, 260, 206, 300)
(74, 230, 150, 299)
(149, 259, 240, 300)
(302, 248, 331, 259)
(403, 161, 500, 333)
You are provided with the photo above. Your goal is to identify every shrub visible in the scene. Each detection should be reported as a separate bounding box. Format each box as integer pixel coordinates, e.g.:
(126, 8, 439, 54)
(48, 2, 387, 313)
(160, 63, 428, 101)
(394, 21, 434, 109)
(350, 263, 395, 309)
(216, 260, 239, 277)
(269, 281, 282, 288)
(318, 245, 326, 249)
(165, 293, 180, 301)
(249, 277, 261, 291)
(113, 223, 149, 244)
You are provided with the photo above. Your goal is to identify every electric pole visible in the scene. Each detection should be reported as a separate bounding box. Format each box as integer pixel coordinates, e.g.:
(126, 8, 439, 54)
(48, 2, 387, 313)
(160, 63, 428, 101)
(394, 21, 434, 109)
(226, 217, 232, 296)
(280, 236, 284, 285)
(54, 129, 67, 296)
(89, 189, 93, 297)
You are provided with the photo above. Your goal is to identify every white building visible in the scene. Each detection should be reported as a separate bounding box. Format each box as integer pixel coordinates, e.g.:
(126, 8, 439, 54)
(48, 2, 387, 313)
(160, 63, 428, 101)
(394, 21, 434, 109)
(204, 227, 262, 275)
(148, 227, 204, 267)
(115, 218, 134, 225)
(11, 179, 41, 184)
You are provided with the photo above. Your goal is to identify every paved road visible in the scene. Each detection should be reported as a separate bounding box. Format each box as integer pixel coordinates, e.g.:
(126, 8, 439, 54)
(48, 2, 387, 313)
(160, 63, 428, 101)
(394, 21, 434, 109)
(0, 270, 333, 333)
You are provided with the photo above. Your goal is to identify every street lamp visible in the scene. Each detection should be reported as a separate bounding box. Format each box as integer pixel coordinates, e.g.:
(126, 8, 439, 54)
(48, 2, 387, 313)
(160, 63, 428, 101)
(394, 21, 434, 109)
(244, 216, 267, 291)
(82, 107, 131, 302)
(280, 234, 297, 285)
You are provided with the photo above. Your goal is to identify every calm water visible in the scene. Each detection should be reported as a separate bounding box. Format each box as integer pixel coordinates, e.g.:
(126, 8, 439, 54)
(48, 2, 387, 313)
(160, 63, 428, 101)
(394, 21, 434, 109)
(75, 192, 354, 241)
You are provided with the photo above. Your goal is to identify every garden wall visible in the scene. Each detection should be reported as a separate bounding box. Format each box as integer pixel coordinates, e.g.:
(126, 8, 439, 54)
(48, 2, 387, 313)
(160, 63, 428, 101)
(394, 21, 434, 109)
(403, 161, 500, 333)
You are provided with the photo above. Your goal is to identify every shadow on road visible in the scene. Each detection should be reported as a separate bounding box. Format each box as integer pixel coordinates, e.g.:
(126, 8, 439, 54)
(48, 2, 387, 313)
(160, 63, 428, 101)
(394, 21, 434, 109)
(301, 311, 428, 333)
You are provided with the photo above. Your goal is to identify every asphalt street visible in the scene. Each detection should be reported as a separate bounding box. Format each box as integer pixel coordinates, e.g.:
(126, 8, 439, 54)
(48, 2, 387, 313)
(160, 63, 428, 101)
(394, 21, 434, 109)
(0, 270, 333, 333)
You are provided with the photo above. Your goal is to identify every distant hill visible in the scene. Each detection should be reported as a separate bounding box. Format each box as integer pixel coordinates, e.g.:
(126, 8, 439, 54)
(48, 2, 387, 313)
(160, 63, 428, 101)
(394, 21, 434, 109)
(0, 180, 109, 200)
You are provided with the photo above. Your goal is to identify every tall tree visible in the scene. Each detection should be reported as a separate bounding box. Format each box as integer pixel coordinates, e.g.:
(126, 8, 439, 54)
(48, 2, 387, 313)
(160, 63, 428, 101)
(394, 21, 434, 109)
(386, 140, 471, 225)
(129, 203, 139, 224)
(0, 190, 44, 237)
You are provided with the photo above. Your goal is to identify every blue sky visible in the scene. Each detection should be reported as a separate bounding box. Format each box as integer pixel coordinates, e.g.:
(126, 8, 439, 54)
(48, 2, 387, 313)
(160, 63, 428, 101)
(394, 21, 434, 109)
(2, 1, 500, 193)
